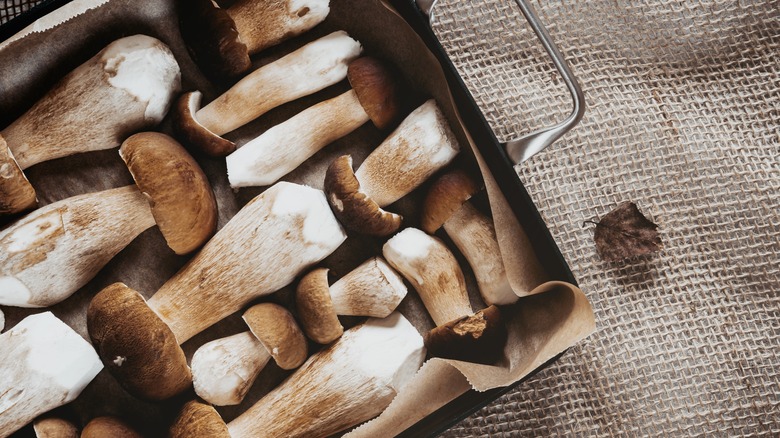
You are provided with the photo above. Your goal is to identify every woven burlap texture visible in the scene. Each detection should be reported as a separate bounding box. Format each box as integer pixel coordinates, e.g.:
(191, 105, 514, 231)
(431, 0, 780, 436)
(2, 0, 778, 436)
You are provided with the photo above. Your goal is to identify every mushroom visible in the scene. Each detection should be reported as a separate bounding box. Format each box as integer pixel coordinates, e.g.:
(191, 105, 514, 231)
(170, 400, 230, 438)
(81, 417, 142, 438)
(33, 417, 78, 438)
(0, 309, 4, 332)
(191, 256, 406, 406)
(0, 132, 217, 308)
(87, 181, 346, 400)
(174, 31, 362, 157)
(325, 99, 459, 236)
(189, 313, 425, 438)
(192, 303, 308, 406)
(179, 0, 330, 81)
(0, 35, 180, 215)
(383, 228, 507, 364)
(226, 56, 403, 188)
(421, 169, 516, 305)
(0, 312, 103, 437)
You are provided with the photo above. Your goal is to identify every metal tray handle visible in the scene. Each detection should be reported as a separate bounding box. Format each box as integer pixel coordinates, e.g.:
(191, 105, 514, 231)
(416, 0, 585, 164)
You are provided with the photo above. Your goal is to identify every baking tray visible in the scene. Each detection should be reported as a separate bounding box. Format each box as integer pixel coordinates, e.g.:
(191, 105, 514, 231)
(0, 1, 580, 436)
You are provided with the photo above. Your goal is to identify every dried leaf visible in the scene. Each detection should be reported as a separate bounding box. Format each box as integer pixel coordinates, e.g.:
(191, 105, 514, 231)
(592, 202, 662, 262)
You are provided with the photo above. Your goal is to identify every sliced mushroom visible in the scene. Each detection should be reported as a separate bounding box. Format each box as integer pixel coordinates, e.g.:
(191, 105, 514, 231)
(0, 35, 180, 215)
(180, 0, 330, 81)
(227, 56, 404, 187)
(81, 417, 142, 438)
(0, 312, 103, 437)
(226, 312, 426, 438)
(0, 132, 216, 308)
(88, 181, 346, 401)
(383, 228, 507, 365)
(174, 31, 362, 156)
(325, 100, 459, 236)
(33, 417, 78, 438)
(170, 400, 230, 438)
(422, 169, 516, 305)
(193, 257, 405, 406)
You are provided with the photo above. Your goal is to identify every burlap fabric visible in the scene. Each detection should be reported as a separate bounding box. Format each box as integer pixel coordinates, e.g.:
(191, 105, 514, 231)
(2, 0, 779, 436)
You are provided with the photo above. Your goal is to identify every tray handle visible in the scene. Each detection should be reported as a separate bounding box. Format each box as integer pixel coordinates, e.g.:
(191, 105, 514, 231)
(416, 0, 585, 164)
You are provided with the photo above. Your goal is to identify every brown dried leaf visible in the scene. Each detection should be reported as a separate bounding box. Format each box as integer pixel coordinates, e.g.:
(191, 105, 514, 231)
(592, 202, 662, 262)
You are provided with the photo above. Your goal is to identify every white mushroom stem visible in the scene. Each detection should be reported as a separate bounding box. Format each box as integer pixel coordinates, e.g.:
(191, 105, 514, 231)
(383, 228, 472, 327)
(191, 256, 406, 406)
(227, 89, 369, 188)
(191, 332, 271, 406)
(147, 182, 346, 343)
(356, 100, 459, 207)
(229, 0, 330, 54)
(196, 31, 362, 136)
(329, 256, 407, 317)
(0, 309, 4, 332)
(227, 312, 425, 438)
(0, 312, 103, 437)
(444, 202, 516, 306)
(0, 186, 155, 308)
(1, 35, 180, 169)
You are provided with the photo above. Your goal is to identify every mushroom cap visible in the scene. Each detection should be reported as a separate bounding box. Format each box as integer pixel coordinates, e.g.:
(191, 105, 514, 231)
(87, 283, 192, 401)
(296, 267, 344, 344)
(420, 168, 482, 234)
(120, 131, 217, 255)
(324, 155, 402, 236)
(424, 305, 507, 365)
(243, 303, 308, 370)
(177, 0, 251, 82)
(170, 400, 230, 438)
(347, 57, 403, 131)
(173, 91, 236, 157)
(0, 134, 36, 215)
(33, 417, 78, 438)
(82, 416, 142, 438)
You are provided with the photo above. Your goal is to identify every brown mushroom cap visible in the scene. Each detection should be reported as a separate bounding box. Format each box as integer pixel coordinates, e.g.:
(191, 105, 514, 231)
(177, 0, 251, 82)
(81, 416, 142, 438)
(33, 417, 78, 438)
(324, 155, 402, 236)
(172, 91, 236, 157)
(296, 267, 344, 344)
(243, 303, 308, 370)
(424, 305, 507, 365)
(120, 131, 217, 255)
(87, 283, 192, 401)
(347, 57, 403, 131)
(420, 168, 482, 234)
(170, 400, 230, 438)
(0, 134, 36, 215)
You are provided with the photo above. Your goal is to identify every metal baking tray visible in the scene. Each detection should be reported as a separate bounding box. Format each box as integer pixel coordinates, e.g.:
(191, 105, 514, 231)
(0, 0, 582, 436)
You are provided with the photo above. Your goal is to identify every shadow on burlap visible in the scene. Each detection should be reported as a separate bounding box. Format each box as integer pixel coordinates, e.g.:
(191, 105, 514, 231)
(431, 0, 780, 436)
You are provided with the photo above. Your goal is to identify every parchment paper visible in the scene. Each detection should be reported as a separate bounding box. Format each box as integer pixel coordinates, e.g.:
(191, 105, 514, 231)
(0, 0, 595, 436)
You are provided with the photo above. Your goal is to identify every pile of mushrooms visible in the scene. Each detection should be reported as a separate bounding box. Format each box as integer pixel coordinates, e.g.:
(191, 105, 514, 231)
(0, 35, 181, 216)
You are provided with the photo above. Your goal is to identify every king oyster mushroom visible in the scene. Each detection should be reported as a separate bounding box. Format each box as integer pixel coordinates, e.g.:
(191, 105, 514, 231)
(0, 35, 180, 215)
(0, 132, 216, 308)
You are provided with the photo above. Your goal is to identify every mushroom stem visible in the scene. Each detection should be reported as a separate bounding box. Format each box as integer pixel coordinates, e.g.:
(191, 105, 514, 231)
(355, 100, 459, 207)
(1, 35, 179, 170)
(443, 202, 515, 306)
(0, 186, 155, 308)
(191, 332, 271, 406)
(329, 256, 407, 317)
(195, 31, 362, 136)
(0, 312, 103, 437)
(228, 0, 330, 54)
(146, 182, 346, 343)
(383, 228, 471, 326)
(227, 89, 369, 188)
(226, 313, 425, 438)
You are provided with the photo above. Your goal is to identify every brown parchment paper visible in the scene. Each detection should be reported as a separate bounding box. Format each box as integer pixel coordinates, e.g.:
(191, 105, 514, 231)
(0, 0, 595, 436)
